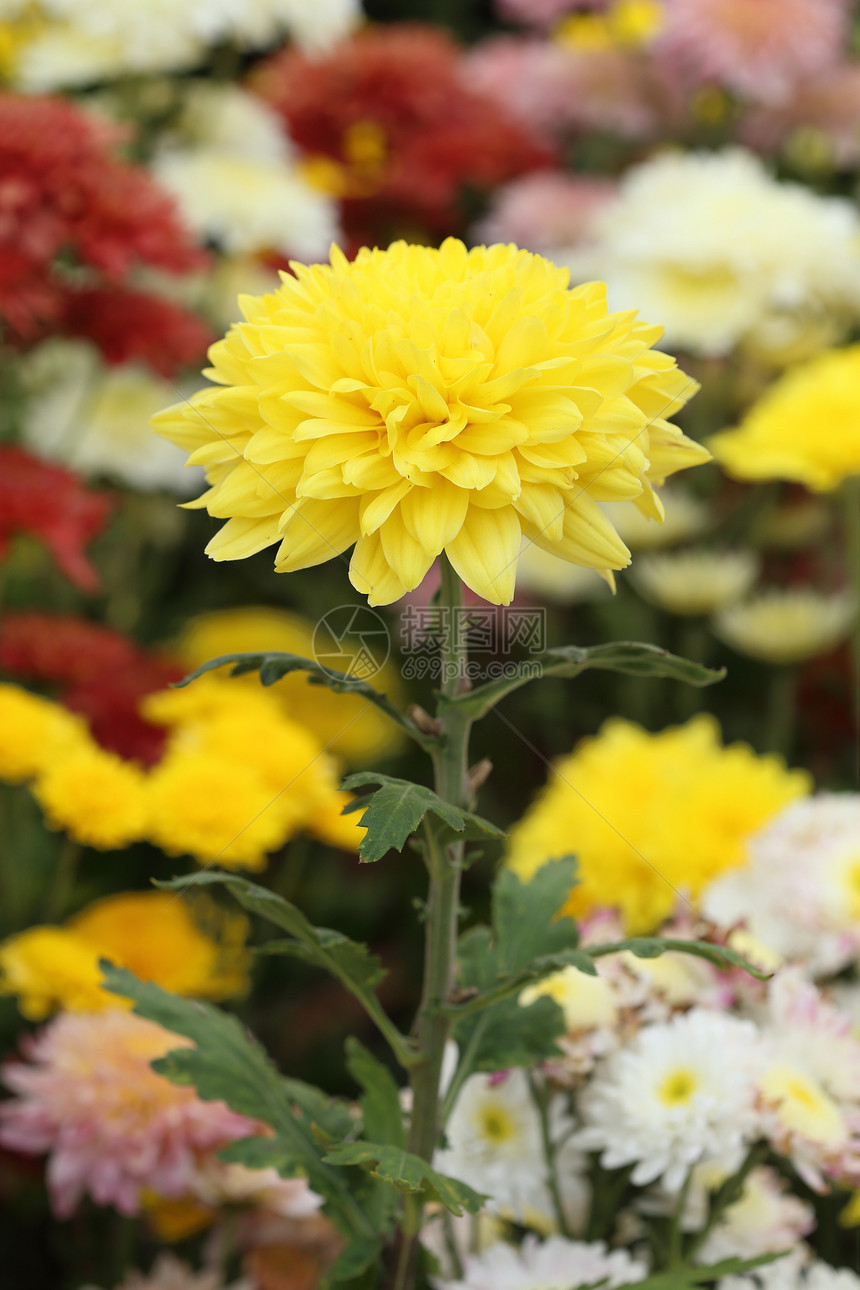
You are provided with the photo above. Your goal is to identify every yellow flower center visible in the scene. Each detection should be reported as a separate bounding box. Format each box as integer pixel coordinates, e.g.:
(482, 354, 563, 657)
(760, 1064, 846, 1149)
(477, 1103, 517, 1145)
(658, 1067, 699, 1107)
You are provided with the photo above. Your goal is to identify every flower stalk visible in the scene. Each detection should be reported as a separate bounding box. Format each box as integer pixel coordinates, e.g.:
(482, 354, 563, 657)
(393, 556, 473, 1290)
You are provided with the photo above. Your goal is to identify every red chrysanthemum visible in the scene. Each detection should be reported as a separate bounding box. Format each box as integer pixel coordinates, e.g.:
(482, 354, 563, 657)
(0, 611, 183, 765)
(251, 24, 555, 247)
(0, 447, 113, 592)
(0, 93, 205, 343)
(60, 288, 214, 379)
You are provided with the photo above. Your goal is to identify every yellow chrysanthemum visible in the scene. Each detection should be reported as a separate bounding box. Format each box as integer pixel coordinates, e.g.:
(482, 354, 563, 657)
(33, 745, 149, 850)
(709, 345, 860, 491)
(147, 750, 297, 870)
(0, 927, 109, 1020)
(714, 588, 856, 664)
(0, 684, 87, 783)
(69, 890, 249, 1001)
(152, 239, 706, 606)
(176, 606, 403, 763)
(506, 715, 810, 933)
(0, 893, 248, 1019)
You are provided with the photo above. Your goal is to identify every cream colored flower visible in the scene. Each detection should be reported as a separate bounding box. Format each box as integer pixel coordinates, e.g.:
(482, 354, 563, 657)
(609, 487, 709, 550)
(632, 549, 758, 615)
(714, 588, 855, 664)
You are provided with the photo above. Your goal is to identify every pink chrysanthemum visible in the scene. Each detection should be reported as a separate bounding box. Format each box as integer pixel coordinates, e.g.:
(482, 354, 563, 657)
(474, 171, 616, 253)
(659, 0, 849, 105)
(0, 1010, 256, 1217)
(741, 63, 860, 167)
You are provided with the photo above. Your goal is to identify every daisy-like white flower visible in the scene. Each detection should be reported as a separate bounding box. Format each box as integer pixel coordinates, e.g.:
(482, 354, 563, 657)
(719, 1254, 860, 1290)
(577, 1008, 762, 1191)
(434, 1070, 577, 1226)
(756, 969, 860, 1190)
(437, 1234, 647, 1290)
(560, 149, 860, 359)
(713, 588, 856, 665)
(702, 794, 860, 976)
(695, 1165, 814, 1264)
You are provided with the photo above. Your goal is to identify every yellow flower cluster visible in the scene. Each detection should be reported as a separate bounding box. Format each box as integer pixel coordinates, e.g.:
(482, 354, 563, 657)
(506, 715, 811, 933)
(0, 676, 363, 869)
(153, 238, 706, 606)
(0, 890, 249, 1020)
(709, 344, 860, 492)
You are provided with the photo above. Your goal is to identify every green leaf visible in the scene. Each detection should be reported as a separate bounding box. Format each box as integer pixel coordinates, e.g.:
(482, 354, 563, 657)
(323, 1237, 384, 1285)
(443, 641, 725, 720)
(442, 947, 597, 1018)
(345, 1038, 405, 1149)
(493, 856, 579, 974)
(341, 773, 503, 864)
(175, 651, 437, 750)
(587, 937, 772, 981)
(607, 1251, 786, 1289)
(218, 1136, 299, 1172)
(156, 873, 417, 1067)
(101, 966, 376, 1245)
(322, 1143, 486, 1216)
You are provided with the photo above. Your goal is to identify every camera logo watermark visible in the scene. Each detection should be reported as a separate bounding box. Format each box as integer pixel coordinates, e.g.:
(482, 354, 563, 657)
(312, 605, 391, 681)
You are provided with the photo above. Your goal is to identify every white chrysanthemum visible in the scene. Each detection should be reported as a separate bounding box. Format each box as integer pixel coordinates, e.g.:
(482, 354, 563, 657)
(713, 588, 856, 665)
(7, 0, 360, 89)
(719, 1254, 860, 1290)
(435, 1070, 576, 1226)
(756, 970, 860, 1188)
(21, 342, 200, 495)
(152, 148, 338, 262)
(173, 83, 290, 163)
(557, 149, 860, 358)
(695, 1165, 814, 1264)
(439, 1234, 648, 1290)
(577, 1009, 762, 1191)
(516, 540, 609, 603)
(703, 794, 860, 976)
(631, 549, 758, 615)
(609, 488, 709, 550)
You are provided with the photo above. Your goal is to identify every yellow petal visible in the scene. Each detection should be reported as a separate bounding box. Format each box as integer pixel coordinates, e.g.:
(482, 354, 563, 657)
(445, 506, 521, 604)
(350, 533, 410, 606)
(400, 481, 469, 555)
(206, 516, 282, 561)
(380, 511, 436, 589)
(275, 498, 360, 571)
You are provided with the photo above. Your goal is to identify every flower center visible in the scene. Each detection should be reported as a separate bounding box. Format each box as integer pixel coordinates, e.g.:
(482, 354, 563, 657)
(658, 1067, 699, 1107)
(476, 1103, 517, 1145)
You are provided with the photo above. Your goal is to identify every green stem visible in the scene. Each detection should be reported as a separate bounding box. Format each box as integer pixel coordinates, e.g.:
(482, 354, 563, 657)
(527, 1071, 570, 1238)
(43, 837, 83, 922)
(392, 556, 473, 1290)
(667, 1168, 694, 1268)
(764, 666, 798, 759)
(685, 1143, 764, 1262)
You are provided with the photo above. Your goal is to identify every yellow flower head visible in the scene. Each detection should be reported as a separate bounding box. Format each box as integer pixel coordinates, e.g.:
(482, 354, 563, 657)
(632, 548, 758, 616)
(153, 238, 706, 606)
(33, 744, 149, 850)
(506, 715, 810, 932)
(709, 344, 860, 491)
(0, 892, 249, 1019)
(714, 587, 856, 665)
(69, 890, 249, 1001)
(176, 606, 403, 764)
(0, 684, 87, 783)
(147, 749, 297, 870)
(0, 926, 109, 1020)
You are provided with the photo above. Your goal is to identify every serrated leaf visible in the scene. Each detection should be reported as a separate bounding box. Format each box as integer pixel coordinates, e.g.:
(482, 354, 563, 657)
(175, 651, 436, 749)
(493, 857, 579, 974)
(323, 1236, 384, 1285)
(588, 937, 772, 981)
(341, 773, 503, 864)
(443, 641, 725, 719)
(322, 1143, 486, 1216)
(156, 873, 416, 1066)
(218, 1136, 300, 1172)
(101, 966, 376, 1245)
